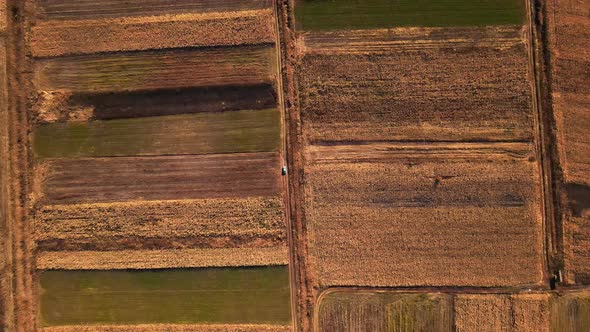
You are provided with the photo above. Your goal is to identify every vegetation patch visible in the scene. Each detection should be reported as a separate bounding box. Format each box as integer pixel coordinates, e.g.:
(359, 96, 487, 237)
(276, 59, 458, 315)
(40, 267, 291, 326)
(33, 109, 280, 158)
(295, 0, 525, 31)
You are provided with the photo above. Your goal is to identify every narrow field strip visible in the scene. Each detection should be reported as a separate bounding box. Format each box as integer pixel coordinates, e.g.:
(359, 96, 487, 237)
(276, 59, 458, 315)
(36, 152, 282, 204)
(34, 84, 277, 122)
(39, 267, 291, 326)
(295, 0, 525, 31)
(301, 26, 524, 54)
(42, 324, 291, 332)
(31, 10, 275, 57)
(35, 0, 273, 20)
(33, 109, 280, 158)
(34, 197, 286, 251)
(33, 46, 276, 93)
(36, 247, 289, 270)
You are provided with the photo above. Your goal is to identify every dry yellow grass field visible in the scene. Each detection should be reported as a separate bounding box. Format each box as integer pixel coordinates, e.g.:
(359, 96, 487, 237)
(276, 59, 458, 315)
(305, 143, 543, 287)
(34, 197, 285, 251)
(36, 247, 289, 270)
(454, 294, 550, 332)
(31, 10, 276, 57)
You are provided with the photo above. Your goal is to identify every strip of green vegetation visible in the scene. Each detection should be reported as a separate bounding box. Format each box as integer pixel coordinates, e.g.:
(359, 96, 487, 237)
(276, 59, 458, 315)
(296, 0, 525, 31)
(40, 267, 291, 326)
(34, 109, 280, 159)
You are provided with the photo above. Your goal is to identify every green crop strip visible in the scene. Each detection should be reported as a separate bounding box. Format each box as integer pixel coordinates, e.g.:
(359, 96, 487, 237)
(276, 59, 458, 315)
(296, 0, 525, 31)
(40, 267, 292, 326)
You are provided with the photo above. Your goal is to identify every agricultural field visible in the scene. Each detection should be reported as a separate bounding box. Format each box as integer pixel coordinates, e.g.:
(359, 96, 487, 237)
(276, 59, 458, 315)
(318, 290, 590, 332)
(295, 0, 524, 30)
(0, 0, 589, 330)
(544, 0, 590, 285)
(0, 0, 292, 330)
(40, 267, 291, 326)
(305, 143, 543, 287)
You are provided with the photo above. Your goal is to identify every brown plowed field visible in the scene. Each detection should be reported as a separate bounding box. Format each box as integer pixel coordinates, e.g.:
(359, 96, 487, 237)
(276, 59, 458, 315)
(38, 153, 281, 204)
(55, 84, 276, 121)
(36, 247, 289, 270)
(35, 0, 273, 20)
(34, 46, 276, 93)
(298, 26, 534, 142)
(31, 10, 275, 57)
(545, 0, 590, 285)
(34, 197, 285, 251)
(305, 143, 543, 287)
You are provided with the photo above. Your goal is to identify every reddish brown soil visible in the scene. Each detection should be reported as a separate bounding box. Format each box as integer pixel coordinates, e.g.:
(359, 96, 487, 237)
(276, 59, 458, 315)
(39, 153, 281, 204)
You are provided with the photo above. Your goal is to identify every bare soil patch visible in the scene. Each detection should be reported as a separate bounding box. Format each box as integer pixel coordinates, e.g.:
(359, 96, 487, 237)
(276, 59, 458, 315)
(38, 153, 281, 204)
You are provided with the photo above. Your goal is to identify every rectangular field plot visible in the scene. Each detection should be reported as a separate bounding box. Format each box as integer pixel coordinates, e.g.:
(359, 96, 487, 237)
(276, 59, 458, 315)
(40, 267, 291, 326)
(38, 153, 281, 204)
(33, 109, 280, 158)
(35, 84, 277, 122)
(33, 46, 276, 93)
(295, 0, 525, 31)
(35, 197, 285, 251)
(298, 26, 534, 142)
(31, 10, 275, 57)
(318, 291, 453, 332)
(35, 0, 273, 20)
(305, 143, 544, 287)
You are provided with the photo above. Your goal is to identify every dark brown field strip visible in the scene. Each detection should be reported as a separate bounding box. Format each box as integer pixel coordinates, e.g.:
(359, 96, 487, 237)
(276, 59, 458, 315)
(35, 0, 273, 20)
(33, 46, 275, 93)
(31, 10, 275, 57)
(67, 84, 276, 121)
(33, 109, 280, 159)
(39, 152, 282, 205)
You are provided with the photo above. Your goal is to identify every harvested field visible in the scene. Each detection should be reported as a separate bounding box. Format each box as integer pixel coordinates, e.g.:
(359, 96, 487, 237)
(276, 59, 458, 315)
(40, 267, 291, 326)
(35, 0, 273, 20)
(42, 324, 291, 332)
(454, 294, 550, 332)
(33, 110, 280, 158)
(34, 84, 276, 122)
(298, 26, 534, 142)
(305, 143, 543, 287)
(34, 46, 276, 93)
(546, 0, 590, 285)
(0, 35, 9, 331)
(37, 153, 281, 204)
(36, 247, 289, 270)
(317, 290, 453, 332)
(295, 0, 525, 31)
(551, 291, 590, 331)
(34, 197, 285, 251)
(31, 10, 275, 57)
